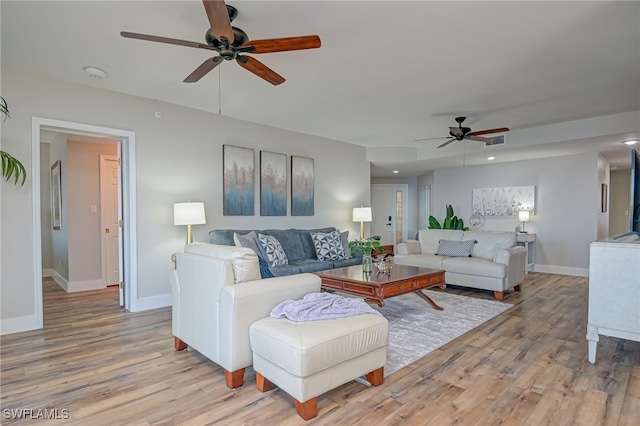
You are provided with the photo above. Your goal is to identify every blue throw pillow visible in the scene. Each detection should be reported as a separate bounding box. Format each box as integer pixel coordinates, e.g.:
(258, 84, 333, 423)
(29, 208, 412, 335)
(435, 239, 477, 257)
(257, 256, 275, 278)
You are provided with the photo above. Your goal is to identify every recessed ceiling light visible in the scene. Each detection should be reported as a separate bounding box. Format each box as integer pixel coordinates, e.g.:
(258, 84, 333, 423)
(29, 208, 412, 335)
(487, 156, 496, 160)
(623, 140, 638, 145)
(83, 66, 106, 79)
(393, 170, 399, 174)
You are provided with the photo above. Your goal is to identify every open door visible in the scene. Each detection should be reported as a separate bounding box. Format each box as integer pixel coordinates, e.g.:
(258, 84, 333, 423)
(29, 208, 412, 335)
(100, 147, 124, 306)
(117, 143, 124, 306)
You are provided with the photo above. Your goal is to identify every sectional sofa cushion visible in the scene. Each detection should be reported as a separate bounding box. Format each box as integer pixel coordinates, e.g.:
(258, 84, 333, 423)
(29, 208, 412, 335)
(464, 231, 517, 259)
(419, 229, 464, 254)
(185, 242, 260, 283)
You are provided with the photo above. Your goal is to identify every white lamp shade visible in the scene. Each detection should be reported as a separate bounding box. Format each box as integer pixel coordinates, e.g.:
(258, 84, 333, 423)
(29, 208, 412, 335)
(174, 202, 206, 225)
(353, 207, 372, 222)
(518, 210, 530, 222)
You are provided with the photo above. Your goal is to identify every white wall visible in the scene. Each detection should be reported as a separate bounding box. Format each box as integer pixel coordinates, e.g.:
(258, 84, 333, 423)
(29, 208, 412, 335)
(49, 132, 69, 280)
(1, 69, 370, 333)
(427, 152, 600, 276)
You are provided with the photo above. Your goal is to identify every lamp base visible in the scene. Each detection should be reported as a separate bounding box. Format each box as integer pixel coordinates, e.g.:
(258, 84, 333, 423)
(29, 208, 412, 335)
(187, 224, 193, 244)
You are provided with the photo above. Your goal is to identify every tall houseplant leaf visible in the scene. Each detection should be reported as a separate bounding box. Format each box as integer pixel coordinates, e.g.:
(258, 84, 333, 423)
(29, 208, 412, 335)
(0, 96, 27, 186)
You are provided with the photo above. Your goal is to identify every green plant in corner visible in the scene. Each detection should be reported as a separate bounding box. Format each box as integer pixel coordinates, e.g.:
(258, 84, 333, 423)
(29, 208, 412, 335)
(1, 96, 27, 186)
(428, 204, 469, 231)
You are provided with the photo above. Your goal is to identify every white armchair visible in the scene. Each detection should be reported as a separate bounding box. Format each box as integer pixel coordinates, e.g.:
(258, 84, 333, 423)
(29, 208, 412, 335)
(170, 242, 321, 388)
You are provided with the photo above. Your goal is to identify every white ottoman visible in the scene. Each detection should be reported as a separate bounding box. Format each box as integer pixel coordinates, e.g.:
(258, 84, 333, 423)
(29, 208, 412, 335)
(250, 313, 389, 420)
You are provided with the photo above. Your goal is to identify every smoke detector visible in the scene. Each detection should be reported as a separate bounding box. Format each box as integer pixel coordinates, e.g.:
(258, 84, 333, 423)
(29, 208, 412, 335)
(83, 66, 107, 79)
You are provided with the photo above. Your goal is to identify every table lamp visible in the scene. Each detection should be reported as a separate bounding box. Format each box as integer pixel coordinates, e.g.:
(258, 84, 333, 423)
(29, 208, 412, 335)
(518, 209, 530, 233)
(353, 206, 372, 240)
(174, 202, 206, 244)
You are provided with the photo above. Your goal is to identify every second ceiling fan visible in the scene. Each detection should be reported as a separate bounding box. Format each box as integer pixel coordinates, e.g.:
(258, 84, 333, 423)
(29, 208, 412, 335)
(121, 0, 321, 85)
(416, 117, 509, 148)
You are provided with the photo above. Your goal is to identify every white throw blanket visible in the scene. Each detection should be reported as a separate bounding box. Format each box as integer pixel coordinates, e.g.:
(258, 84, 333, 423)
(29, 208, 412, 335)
(270, 292, 381, 322)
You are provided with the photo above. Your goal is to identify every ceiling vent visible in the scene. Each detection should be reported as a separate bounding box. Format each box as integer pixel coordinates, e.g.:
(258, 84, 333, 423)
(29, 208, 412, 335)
(484, 134, 506, 147)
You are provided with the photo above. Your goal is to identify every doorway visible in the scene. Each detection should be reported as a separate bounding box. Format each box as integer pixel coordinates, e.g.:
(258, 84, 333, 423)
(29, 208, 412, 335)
(32, 118, 138, 330)
(370, 184, 408, 246)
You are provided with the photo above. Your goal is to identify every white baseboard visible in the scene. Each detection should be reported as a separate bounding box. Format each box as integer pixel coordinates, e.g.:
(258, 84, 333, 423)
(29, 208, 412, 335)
(51, 270, 69, 291)
(132, 293, 172, 312)
(0, 314, 40, 335)
(533, 264, 589, 277)
(50, 270, 105, 292)
(42, 268, 53, 278)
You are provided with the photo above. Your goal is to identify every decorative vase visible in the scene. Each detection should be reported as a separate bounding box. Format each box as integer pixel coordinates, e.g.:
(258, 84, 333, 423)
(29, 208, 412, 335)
(362, 254, 373, 273)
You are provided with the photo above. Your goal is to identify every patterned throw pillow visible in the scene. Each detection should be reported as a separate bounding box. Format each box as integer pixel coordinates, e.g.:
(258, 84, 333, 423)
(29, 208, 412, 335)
(311, 230, 348, 261)
(435, 239, 477, 257)
(257, 233, 288, 267)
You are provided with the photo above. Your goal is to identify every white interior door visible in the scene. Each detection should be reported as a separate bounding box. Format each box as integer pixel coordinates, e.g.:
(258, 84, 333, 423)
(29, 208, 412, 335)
(100, 153, 123, 306)
(371, 184, 408, 245)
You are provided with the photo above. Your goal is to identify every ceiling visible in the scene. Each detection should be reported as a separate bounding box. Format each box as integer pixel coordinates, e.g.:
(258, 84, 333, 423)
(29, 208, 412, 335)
(2, 1, 639, 176)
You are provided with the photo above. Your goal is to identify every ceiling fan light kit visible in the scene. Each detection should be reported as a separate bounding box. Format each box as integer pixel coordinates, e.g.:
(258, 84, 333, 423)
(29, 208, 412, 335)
(121, 0, 321, 86)
(416, 116, 510, 149)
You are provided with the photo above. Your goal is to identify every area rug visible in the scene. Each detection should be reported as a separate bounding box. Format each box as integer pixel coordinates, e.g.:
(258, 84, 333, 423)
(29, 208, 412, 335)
(357, 290, 512, 384)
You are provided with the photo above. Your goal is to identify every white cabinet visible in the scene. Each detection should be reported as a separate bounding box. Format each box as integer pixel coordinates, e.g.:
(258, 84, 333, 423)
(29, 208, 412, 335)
(586, 239, 640, 363)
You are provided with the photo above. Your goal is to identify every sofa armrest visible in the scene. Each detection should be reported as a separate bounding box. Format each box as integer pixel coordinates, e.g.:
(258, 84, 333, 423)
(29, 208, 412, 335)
(494, 246, 527, 288)
(397, 240, 421, 255)
(218, 273, 322, 371)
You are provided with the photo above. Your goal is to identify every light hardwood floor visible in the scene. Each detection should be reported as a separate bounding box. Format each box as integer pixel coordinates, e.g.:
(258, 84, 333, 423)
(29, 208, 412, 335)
(1, 274, 638, 425)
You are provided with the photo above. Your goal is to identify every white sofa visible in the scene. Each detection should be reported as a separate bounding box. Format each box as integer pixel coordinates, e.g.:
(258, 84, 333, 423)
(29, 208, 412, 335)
(395, 229, 527, 300)
(169, 242, 321, 388)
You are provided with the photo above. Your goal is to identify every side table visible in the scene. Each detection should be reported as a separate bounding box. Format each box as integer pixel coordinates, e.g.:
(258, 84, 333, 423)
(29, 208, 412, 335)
(516, 233, 536, 274)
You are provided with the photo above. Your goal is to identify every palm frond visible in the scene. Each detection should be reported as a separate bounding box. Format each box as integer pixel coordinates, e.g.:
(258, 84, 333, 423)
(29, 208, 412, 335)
(0, 96, 10, 122)
(1, 151, 27, 186)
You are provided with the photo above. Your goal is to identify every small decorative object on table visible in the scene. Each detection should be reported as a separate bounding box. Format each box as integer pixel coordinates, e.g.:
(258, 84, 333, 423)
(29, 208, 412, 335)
(375, 253, 395, 275)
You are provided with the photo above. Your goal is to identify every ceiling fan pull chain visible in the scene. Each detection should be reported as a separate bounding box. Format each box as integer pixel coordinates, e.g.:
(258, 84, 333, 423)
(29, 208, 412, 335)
(218, 66, 222, 115)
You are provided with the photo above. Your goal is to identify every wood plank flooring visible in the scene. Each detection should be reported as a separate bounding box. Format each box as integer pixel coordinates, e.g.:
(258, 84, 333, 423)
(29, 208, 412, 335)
(1, 274, 638, 425)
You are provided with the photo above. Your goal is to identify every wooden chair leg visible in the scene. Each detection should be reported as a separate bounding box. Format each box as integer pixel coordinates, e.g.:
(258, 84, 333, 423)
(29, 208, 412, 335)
(224, 368, 245, 389)
(174, 337, 188, 351)
(255, 373, 276, 392)
(493, 291, 504, 301)
(514, 284, 522, 292)
(294, 397, 318, 420)
(365, 367, 384, 386)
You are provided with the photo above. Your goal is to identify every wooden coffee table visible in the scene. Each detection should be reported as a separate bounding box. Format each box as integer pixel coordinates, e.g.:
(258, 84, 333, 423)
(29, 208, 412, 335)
(316, 264, 446, 310)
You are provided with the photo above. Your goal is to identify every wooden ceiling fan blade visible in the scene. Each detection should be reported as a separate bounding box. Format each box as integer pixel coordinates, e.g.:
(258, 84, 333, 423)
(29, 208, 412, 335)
(184, 57, 223, 83)
(468, 127, 510, 136)
(242, 35, 321, 54)
(120, 31, 213, 50)
(202, 0, 234, 43)
(449, 127, 463, 137)
(437, 139, 455, 148)
(466, 135, 493, 143)
(236, 56, 285, 85)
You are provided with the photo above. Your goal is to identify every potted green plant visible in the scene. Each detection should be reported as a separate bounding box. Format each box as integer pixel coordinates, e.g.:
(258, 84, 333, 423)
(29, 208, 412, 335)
(428, 204, 469, 230)
(1, 96, 27, 186)
(348, 235, 382, 273)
